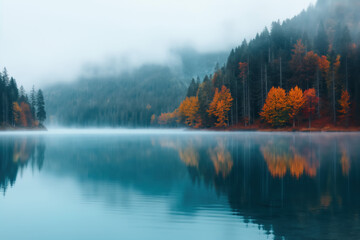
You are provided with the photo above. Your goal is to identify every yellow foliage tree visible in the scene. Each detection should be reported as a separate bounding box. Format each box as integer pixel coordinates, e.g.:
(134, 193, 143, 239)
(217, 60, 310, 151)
(287, 86, 305, 127)
(150, 114, 156, 125)
(260, 87, 289, 127)
(179, 96, 201, 128)
(158, 109, 179, 126)
(207, 85, 233, 127)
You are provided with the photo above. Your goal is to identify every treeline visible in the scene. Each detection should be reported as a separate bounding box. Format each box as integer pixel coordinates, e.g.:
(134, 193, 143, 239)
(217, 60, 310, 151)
(155, 0, 360, 128)
(0, 68, 46, 128)
(44, 49, 228, 127)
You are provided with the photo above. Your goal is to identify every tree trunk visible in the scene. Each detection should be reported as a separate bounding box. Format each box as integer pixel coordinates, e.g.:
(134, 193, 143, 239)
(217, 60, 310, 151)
(316, 68, 320, 118)
(265, 64, 268, 93)
(332, 71, 336, 125)
(280, 56, 282, 88)
(247, 59, 251, 125)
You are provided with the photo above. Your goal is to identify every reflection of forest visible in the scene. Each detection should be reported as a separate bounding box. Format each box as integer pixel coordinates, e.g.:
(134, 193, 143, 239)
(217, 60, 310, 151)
(159, 134, 360, 240)
(0, 136, 46, 192)
(261, 140, 319, 178)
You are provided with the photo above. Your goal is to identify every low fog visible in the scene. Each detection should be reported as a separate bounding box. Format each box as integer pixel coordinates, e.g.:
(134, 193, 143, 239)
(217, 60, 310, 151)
(0, 0, 315, 88)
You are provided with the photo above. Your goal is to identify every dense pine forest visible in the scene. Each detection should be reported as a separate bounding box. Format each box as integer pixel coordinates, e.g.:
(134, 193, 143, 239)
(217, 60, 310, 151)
(0, 68, 46, 129)
(157, 0, 360, 129)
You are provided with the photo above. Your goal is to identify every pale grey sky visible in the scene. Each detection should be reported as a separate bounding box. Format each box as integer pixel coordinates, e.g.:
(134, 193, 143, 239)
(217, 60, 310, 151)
(0, 0, 316, 88)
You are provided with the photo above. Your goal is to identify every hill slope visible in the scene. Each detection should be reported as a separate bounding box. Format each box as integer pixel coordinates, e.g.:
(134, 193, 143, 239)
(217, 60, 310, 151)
(44, 48, 228, 126)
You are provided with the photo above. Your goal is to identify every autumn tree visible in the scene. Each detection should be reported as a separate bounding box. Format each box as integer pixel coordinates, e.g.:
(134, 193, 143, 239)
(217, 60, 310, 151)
(13, 102, 21, 126)
(20, 102, 33, 127)
(287, 86, 305, 127)
(179, 96, 201, 128)
(207, 85, 233, 128)
(260, 87, 289, 127)
(150, 114, 156, 125)
(158, 109, 179, 126)
(303, 88, 319, 128)
(338, 90, 351, 126)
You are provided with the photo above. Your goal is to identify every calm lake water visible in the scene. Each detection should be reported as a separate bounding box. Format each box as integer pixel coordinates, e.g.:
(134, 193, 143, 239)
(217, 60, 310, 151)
(0, 130, 359, 240)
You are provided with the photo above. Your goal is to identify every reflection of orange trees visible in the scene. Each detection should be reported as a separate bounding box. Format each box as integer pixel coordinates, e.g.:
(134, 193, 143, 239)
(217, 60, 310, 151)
(179, 147, 199, 167)
(208, 141, 233, 178)
(13, 139, 32, 163)
(261, 143, 319, 178)
(157, 138, 201, 168)
(261, 145, 288, 178)
(340, 146, 350, 176)
(1, 138, 45, 192)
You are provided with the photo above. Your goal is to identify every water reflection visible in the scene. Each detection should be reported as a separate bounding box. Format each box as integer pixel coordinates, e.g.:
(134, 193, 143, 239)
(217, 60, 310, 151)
(0, 136, 45, 192)
(1, 132, 360, 239)
(261, 138, 318, 178)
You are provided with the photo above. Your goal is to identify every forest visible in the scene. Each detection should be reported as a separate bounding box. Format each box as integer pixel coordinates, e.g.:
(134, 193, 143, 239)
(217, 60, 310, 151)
(44, 48, 227, 127)
(0, 68, 46, 129)
(156, 0, 360, 129)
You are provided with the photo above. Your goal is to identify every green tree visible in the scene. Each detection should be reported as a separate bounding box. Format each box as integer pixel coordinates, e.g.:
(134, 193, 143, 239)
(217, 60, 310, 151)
(314, 21, 329, 56)
(36, 89, 46, 123)
(30, 85, 37, 120)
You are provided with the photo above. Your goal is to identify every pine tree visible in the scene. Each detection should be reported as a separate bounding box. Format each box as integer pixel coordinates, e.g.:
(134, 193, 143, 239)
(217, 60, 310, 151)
(36, 89, 46, 124)
(314, 21, 329, 56)
(30, 85, 37, 121)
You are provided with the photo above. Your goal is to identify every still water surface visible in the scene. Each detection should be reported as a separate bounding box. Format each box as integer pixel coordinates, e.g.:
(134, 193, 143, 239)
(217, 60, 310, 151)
(0, 130, 359, 240)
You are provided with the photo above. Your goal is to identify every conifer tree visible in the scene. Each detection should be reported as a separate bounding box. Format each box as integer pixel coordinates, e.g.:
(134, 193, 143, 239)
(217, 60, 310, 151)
(36, 89, 46, 124)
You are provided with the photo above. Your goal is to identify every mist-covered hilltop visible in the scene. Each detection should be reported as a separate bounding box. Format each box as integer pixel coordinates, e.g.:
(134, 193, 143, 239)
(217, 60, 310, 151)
(44, 48, 228, 127)
(161, 0, 360, 129)
(46, 0, 360, 128)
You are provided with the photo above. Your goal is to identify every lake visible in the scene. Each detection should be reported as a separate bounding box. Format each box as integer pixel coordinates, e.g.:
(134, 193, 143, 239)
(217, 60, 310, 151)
(0, 130, 359, 240)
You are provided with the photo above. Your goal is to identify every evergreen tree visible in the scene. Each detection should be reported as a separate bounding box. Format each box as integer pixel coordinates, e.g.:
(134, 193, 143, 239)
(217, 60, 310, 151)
(314, 21, 329, 56)
(30, 86, 37, 120)
(186, 78, 198, 97)
(36, 89, 46, 123)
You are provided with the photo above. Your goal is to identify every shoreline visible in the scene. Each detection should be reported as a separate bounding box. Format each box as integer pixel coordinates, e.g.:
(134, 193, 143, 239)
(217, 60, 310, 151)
(223, 126, 360, 132)
(0, 126, 47, 131)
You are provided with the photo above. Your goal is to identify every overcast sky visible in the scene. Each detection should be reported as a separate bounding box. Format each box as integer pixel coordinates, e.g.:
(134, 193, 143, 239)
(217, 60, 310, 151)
(0, 0, 316, 88)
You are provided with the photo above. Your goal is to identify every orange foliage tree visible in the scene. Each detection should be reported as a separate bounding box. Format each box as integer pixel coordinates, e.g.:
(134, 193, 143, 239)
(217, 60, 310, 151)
(19, 102, 33, 127)
(158, 109, 179, 126)
(318, 55, 330, 78)
(287, 86, 305, 127)
(338, 90, 351, 126)
(179, 96, 201, 128)
(207, 85, 233, 127)
(13, 102, 22, 126)
(303, 88, 319, 128)
(260, 87, 289, 127)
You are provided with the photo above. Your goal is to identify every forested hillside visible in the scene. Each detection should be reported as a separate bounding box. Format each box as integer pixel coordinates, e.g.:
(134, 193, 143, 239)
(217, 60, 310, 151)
(45, 48, 228, 127)
(0, 68, 46, 129)
(160, 0, 360, 129)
